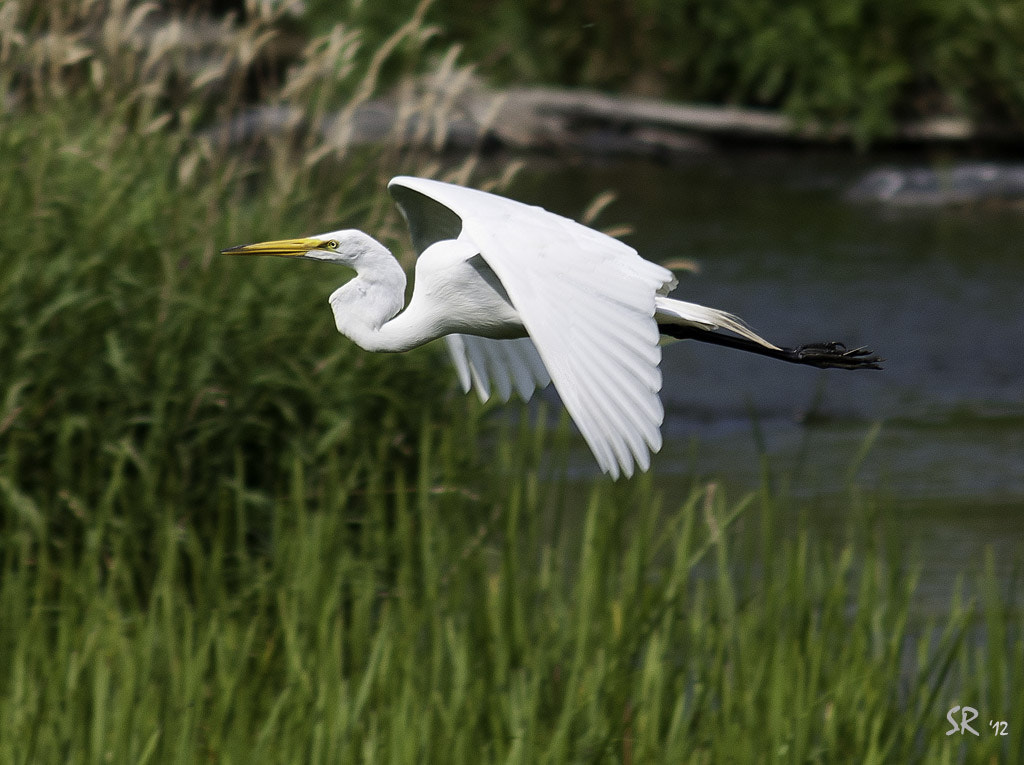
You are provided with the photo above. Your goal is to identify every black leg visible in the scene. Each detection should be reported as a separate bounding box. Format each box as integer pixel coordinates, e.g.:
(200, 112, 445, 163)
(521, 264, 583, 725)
(659, 324, 883, 370)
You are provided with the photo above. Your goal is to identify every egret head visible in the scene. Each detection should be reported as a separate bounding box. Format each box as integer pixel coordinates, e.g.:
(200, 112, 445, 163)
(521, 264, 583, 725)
(221, 229, 382, 265)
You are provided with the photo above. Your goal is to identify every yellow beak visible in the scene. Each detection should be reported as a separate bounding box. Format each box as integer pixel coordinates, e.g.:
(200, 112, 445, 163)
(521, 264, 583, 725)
(221, 237, 326, 257)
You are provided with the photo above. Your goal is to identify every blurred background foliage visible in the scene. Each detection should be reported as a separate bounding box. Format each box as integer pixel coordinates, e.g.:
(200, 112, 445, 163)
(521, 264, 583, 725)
(306, 0, 1024, 142)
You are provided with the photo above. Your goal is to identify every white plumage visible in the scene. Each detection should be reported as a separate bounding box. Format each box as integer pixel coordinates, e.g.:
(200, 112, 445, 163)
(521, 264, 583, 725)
(223, 175, 880, 478)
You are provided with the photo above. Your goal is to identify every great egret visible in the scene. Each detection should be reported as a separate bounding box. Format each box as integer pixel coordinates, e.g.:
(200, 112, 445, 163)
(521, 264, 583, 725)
(223, 176, 880, 478)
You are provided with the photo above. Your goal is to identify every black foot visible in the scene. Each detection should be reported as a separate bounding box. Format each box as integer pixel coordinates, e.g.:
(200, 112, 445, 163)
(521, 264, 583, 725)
(787, 342, 883, 370)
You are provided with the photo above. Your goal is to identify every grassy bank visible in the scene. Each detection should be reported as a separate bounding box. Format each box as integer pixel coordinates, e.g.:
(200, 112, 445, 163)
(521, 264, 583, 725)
(1, 2, 1021, 762)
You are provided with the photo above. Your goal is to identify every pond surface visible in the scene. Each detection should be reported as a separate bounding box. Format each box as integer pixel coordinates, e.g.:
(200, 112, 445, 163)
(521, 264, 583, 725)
(509, 153, 1024, 606)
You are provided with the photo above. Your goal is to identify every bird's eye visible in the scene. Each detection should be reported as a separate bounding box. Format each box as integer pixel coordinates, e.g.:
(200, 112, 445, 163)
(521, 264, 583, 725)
(325, 240, 339, 250)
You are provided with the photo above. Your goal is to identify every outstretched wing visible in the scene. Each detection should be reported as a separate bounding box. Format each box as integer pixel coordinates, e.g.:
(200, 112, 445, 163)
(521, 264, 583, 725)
(389, 175, 673, 478)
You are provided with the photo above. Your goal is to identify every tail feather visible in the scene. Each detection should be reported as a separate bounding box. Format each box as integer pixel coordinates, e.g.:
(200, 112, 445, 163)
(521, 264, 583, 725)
(655, 296, 781, 351)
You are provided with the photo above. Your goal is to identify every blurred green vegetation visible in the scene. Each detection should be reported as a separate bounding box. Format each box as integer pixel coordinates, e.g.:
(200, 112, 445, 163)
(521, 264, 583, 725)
(0, 1, 1021, 761)
(310, 0, 1024, 142)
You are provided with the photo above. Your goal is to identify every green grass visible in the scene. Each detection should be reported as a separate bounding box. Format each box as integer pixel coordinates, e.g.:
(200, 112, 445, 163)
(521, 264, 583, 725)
(2, 416, 1022, 762)
(1, 2, 1022, 762)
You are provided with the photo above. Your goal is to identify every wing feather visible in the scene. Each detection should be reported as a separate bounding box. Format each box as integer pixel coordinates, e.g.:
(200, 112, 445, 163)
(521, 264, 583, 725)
(554, 342, 647, 477)
(567, 296, 662, 382)
(564, 318, 660, 464)
(390, 176, 672, 478)
(462, 334, 494, 400)
(445, 334, 550, 403)
(444, 335, 474, 392)
(500, 339, 547, 400)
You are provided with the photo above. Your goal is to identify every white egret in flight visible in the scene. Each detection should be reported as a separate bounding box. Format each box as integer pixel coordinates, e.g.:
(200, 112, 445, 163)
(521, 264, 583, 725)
(223, 176, 880, 478)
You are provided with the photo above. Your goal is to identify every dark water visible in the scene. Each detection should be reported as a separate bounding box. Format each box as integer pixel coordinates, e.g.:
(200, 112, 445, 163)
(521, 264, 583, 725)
(510, 154, 1024, 605)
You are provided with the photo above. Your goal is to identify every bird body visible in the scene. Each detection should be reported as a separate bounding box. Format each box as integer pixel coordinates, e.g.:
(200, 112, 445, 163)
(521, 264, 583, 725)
(224, 176, 880, 478)
(394, 239, 526, 342)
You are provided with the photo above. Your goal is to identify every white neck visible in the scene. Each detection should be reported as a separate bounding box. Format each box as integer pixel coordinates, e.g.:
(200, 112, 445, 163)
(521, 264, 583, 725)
(327, 233, 444, 353)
